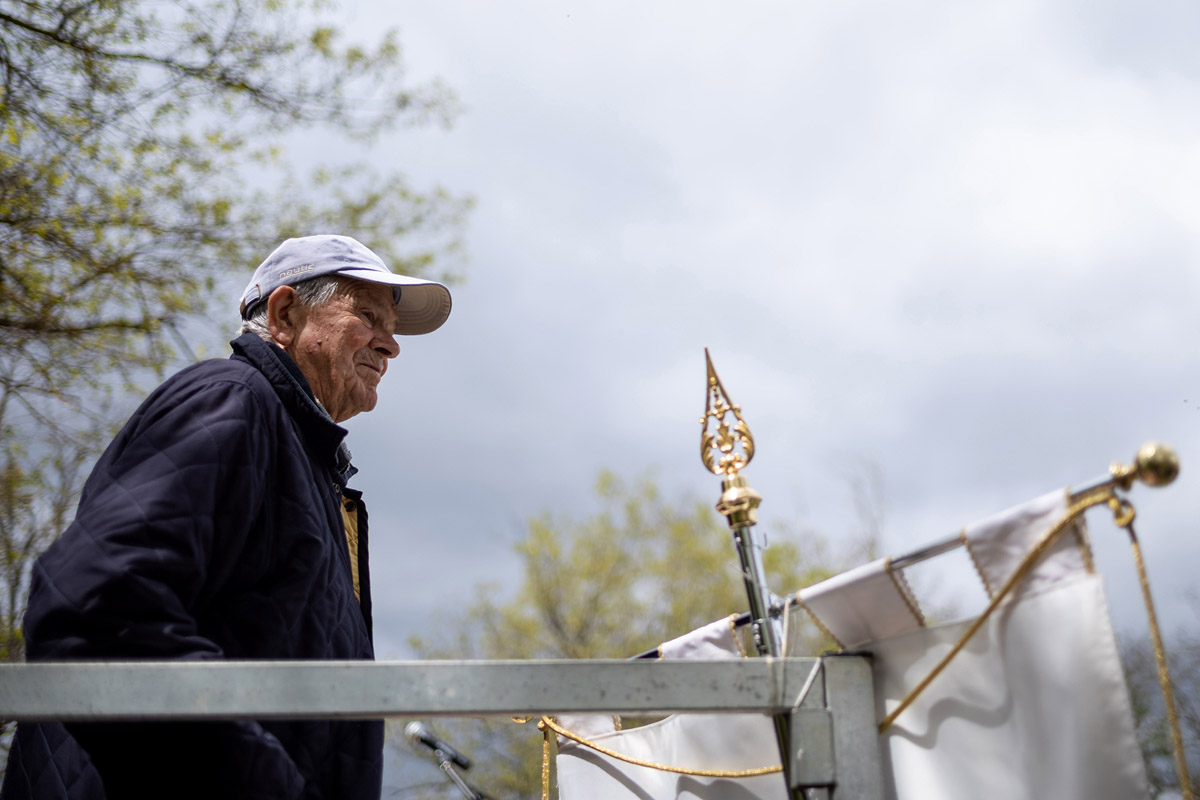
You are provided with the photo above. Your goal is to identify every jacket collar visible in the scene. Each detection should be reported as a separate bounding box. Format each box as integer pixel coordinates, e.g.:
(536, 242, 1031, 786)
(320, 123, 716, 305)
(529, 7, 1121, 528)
(229, 333, 357, 484)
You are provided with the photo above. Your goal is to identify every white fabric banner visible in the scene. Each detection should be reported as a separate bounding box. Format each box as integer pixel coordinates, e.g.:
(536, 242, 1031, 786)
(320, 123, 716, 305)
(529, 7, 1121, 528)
(556, 489, 1150, 800)
(797, 557, 923, 649)
(555, 617, 788, 800)
(872, 572, 1147, 800)
(802, 489, 1149, 800)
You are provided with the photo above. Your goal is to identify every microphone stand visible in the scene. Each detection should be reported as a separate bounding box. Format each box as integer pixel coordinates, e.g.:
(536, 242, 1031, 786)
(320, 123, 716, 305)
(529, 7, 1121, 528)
(431, 746, 486, 800)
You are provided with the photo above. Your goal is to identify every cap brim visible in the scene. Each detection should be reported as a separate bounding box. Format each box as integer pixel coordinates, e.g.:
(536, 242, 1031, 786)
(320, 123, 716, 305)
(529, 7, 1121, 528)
(337, 268, 452, 335)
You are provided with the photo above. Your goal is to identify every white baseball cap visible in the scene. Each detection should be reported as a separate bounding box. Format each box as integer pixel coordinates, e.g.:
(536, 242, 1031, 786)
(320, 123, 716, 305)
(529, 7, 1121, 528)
(239, 234, 452, 335)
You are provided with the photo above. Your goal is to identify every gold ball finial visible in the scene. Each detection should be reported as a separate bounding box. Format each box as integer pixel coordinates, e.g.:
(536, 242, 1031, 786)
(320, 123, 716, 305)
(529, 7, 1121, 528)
(1134, 442, 1180, 487)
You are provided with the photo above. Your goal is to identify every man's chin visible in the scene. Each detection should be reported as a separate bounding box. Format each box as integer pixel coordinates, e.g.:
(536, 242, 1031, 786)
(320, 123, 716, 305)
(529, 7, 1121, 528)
(354, 391, 379, 416)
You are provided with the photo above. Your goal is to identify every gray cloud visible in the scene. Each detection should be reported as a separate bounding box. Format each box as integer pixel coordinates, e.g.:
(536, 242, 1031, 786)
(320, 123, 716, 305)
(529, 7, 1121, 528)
(328, 0, 1200, 663)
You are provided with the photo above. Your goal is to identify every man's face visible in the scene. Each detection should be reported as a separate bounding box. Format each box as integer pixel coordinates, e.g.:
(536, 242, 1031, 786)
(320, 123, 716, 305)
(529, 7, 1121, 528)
(286, 280, 401, 423)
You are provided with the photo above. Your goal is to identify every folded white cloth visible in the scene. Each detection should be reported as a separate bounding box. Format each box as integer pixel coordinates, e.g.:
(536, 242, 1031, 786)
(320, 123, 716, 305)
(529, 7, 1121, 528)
(869, 489, 1148, 800)
(962, 488, 1091, 599)
(556, 617, 788, 800)
(798, 557, 923, 649)
(659, 616, 745, 660)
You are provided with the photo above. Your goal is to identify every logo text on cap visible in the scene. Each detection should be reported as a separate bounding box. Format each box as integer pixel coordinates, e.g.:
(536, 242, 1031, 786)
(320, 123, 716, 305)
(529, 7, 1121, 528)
(278, 264, 316, 280)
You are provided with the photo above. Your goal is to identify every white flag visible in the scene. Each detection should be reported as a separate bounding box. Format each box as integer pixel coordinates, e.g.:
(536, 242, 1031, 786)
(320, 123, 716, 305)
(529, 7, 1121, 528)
(800, 489, 1150, 800)
(556, 489, 1150, 800)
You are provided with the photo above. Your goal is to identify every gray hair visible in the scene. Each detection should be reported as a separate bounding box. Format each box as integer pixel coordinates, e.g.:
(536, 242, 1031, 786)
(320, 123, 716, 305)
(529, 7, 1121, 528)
(239, 276, 344, 341)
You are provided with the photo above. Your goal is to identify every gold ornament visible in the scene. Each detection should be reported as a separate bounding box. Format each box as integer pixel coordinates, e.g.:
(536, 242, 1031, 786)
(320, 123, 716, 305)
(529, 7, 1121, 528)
(700, 349, 755, 477)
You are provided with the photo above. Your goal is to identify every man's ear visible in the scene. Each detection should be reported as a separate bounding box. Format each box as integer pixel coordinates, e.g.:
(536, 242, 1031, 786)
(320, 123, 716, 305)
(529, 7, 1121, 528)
(266, 286, 302, 348)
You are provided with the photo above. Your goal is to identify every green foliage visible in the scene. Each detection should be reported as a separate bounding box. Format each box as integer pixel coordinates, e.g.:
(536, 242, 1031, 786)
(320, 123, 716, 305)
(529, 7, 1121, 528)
(0, 0, 472, 668)
(405, 471, 872, 799)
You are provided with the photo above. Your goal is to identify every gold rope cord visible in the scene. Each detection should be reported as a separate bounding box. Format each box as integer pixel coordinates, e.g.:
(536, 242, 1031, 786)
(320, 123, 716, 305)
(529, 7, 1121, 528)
(1124, 513, 1195, 800)
(878, 490, 1115, 733)
(541, 720, 552, 800)
(541, 715, 782, 778)
(1071, 518, 1096, 574)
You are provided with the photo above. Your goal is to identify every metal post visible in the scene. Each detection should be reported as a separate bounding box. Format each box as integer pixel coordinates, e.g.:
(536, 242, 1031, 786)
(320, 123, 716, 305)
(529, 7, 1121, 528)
(701, 349, 800, 799)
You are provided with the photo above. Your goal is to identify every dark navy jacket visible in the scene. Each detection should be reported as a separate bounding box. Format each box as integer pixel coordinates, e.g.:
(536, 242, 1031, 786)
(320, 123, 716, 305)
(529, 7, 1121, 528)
(2, 334, 383, 800)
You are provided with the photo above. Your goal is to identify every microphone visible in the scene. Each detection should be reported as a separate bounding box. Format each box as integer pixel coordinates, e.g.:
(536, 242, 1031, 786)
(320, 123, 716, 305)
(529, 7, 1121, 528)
(405, 721, 471, 769)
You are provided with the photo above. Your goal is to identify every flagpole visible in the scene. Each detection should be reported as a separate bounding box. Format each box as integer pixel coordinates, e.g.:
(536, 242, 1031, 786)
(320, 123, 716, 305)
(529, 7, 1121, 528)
(700, 349, 803, 799)
(888, 441, 1180, 570)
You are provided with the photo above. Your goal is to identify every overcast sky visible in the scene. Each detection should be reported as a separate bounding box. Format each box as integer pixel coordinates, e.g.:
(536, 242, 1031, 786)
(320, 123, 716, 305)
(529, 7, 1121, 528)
(270, 0, 1200, 676)
(236, 1, 1200, 791)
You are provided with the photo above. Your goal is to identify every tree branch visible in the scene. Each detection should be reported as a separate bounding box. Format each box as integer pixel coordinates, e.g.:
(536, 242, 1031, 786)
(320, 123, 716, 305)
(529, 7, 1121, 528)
(0, 315, 157, 335)
(0, 8, 264, 97)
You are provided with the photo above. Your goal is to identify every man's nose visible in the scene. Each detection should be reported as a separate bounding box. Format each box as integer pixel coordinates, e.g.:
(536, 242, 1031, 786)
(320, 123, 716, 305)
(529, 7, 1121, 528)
(375, 331, 400, 359)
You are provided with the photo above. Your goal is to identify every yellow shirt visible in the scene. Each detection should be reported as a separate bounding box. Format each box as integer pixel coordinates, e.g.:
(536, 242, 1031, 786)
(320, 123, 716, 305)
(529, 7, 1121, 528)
(340, 496, 360, 603)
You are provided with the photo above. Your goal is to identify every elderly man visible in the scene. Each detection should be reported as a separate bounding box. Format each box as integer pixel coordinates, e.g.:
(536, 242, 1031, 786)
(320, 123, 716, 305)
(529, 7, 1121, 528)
(1, 235, 451, 800)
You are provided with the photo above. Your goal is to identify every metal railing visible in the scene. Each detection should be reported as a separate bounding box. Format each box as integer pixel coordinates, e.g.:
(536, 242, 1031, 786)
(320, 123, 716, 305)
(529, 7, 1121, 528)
(0, 655, 884, 797)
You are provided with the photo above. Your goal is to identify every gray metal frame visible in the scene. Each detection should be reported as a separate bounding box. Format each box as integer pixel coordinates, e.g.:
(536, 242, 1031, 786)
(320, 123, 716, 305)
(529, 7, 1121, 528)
(0, 656, 883, 797)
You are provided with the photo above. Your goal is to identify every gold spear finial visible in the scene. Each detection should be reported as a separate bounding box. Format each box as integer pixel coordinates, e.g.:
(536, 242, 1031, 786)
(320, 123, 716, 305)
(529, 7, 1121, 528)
(700, 348, 755, 477)
(700, 349, 761, 529)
